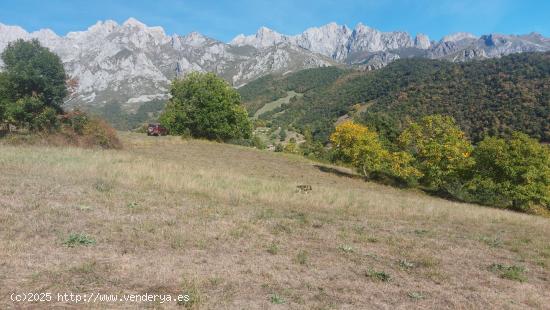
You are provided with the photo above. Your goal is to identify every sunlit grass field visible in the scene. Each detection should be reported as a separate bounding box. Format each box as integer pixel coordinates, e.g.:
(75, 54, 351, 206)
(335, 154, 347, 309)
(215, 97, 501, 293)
(1, 132, 549, 308)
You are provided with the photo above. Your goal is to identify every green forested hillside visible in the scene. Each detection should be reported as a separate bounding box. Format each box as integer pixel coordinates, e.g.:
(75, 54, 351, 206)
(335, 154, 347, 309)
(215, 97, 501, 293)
(90, 100, 166, 130)
(239, 52, 550, 143)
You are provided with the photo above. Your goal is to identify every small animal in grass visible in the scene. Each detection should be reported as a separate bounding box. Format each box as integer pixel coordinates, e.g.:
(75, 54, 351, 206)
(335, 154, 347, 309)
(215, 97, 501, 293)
(296, 185, 312, 194)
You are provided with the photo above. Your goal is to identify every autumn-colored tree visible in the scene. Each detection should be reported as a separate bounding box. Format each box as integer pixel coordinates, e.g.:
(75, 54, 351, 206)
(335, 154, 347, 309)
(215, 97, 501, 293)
(331, 121, 421, 182)
(398, 115, 474, 190)
(283, 137, 299, 154)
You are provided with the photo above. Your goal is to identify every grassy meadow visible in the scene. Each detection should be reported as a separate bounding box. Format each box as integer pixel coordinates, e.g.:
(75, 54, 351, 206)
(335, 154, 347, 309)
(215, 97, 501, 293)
(1, 132, 549, 308)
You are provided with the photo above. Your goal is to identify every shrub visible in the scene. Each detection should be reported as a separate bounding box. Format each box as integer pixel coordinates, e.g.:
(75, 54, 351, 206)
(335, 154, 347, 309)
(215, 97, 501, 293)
(274, 143, 284, 152)
(4, 96, 60, 132)
(465, 133, 550, 212)
(283, 138, 299, 154)
(398, 115, 474, 191)
(80, 117, 122, 149)
(160, 72, 252, 141)
(12, 110, 124, 149)
(279, 127, 287, 141)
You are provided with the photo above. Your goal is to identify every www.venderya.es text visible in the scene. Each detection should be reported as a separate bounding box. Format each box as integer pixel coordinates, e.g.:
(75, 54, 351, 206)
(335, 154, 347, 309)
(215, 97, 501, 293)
(10, 292, 191, 304)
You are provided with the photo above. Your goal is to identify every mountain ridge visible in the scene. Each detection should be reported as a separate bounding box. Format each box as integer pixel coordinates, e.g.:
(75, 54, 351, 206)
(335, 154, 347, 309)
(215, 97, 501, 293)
(0, 18, 549, 110)
(239, 52, 550, 143)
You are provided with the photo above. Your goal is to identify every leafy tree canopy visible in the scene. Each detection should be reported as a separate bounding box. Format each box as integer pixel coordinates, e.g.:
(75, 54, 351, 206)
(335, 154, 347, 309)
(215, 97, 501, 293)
(0, 39, 68, 129)
(466, 132, 550, 212)
(160, 72, 252, 141)
(1, 39, 67, 111)
(398, 115, 474, 190)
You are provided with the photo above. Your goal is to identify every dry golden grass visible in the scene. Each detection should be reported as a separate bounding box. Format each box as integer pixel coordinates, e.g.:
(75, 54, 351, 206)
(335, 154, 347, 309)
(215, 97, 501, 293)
(1, 132, 549, 309)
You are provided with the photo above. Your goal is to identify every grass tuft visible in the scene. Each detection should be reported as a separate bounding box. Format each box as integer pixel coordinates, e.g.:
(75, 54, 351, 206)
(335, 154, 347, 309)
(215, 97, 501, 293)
(269, 293, 285, 304)
(489, 263, 527, 282)
(366, 269, 391, 282)
(63, 233, 96, 247)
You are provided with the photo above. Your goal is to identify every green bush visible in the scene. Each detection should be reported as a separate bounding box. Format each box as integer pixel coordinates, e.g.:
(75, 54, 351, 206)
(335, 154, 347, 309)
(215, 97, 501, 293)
(0, 39, 67, 131)
(465, 133, 550, 212)
(160, 72, 252, 141)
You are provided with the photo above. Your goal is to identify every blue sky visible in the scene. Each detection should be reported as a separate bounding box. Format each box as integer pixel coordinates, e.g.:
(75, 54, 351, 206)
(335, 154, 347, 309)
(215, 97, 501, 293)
(0, 0, 548, 42)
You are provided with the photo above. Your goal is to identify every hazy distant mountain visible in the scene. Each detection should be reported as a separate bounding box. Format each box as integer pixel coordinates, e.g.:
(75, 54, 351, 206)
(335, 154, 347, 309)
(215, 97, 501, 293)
(0, 18, 548, 109)
(232, 23, 550, 69)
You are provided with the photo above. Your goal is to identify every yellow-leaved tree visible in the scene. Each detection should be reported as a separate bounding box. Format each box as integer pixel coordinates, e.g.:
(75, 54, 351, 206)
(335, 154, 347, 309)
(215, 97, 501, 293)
(331, 121, 421, 183)
(398, 115, 474, 190)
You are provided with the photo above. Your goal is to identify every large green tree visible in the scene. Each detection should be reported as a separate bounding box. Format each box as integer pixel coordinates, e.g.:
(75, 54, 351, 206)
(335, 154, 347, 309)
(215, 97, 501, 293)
(0, 39, 67, 129)
(466, 132, 550, 212)
(160, 72, 252, 141)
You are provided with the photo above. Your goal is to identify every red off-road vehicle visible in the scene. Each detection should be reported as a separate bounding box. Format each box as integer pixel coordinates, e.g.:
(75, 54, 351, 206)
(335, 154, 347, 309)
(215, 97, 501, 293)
(147, 123, 168, 136)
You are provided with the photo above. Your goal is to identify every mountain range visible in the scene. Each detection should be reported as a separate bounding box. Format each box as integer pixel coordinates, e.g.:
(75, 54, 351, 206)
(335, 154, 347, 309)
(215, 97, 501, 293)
(0, 18, 549, 110)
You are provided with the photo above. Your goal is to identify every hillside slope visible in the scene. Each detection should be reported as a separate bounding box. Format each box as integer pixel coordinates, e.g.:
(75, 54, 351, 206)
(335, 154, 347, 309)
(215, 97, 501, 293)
(1, 133, 549, 308)
(240, 52, 550, 143)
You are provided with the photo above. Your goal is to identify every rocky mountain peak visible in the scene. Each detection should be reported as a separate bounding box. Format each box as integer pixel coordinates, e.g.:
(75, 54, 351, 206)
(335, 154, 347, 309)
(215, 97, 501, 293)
(353, 22, 372, 33)
(441, 32, 478, 43)
(0, 19, 548, 110)
(230, 26, 286, 48)
(88, 20, 119, 34)
(414, 33, 431, 49)
(179, 31, 212, 47)
(123, 17, 147, 29)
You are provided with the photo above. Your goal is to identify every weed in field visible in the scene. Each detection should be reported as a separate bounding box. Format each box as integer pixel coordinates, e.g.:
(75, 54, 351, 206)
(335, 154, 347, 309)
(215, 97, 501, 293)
(255, 208, 275, 221)
(170, 234, 187, 250)
(489, 263, 527, 282)
(408, 291, 425, 300)
(270, 293, 285, 304)
(367, 236, 379, 243)
(70, 261, 98, 275)
(179, 278, 202, 308)
(399, 259, 416, 270)
(208, 277, 222, 287)
(286, 210, 308, 225)
(414, 229, 429, 236)
(93, 179, 113, 192)
(296, 250, 308, 265)
(311, 221, 324, 229)
(339, 244, 354, 253)
(229, 224, 250, 239)
(126, 202, 139, 209)
(267, 242, 279, 255)
(365, 252, 379, 260)
(74, 205, 92, 211)
(272, 222, 291, 235)
(366, 269, 390, 282)
(352, 225, 365, 235)
(479, 236, 503, 248)
(64, 233, 96, 247)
